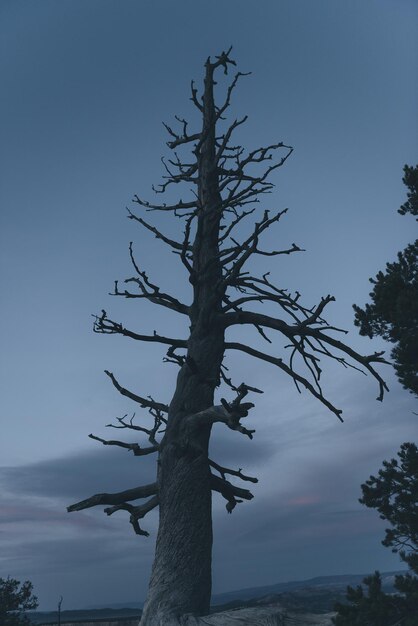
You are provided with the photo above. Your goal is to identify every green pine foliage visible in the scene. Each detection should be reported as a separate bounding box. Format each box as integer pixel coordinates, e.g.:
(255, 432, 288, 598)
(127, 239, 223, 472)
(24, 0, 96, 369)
(333, 571, 405, 625)
(399, 165, 418, 218)
(360, 442, 418, 571)
(333, 444, 418, 625)
(353, 164, 418, 397)
(0, 578, 38, 626)
(343, 165, 418, 624)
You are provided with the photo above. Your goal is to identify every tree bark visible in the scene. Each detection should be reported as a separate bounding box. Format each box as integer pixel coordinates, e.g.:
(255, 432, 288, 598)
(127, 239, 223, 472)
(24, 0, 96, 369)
(140, 58, 225, 625)
(66, 49, 388, 626)
(139, 337, 222, 624)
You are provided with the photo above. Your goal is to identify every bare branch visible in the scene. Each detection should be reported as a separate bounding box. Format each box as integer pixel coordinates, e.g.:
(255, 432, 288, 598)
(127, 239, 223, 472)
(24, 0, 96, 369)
(190, 79, 203, 111)
(132, 194, 197, 213)
(208, 46, 236, 74)
(219, 207, 255, 243)
(222, 307, 389, 403)
(216, 73, 250, 119)
(252, 242, 304, 257)
(225, 340, 344, 421)
(163, 116, 201, 150)
(186, 387, 257, 439)
(219, 364, 264, 397)
(299, 295, 336, 327)
(216, 116, 248, 162)
(93, 310, 187, 349)
(111, 242, 189, 315)
(219, 144, 293, 197)
(219, 144, 294, 211)
(209, 459, 258, 484)
(227, 275, 312, 324)
(126, 208, 188, 251)
(221, 209, 290, 285)
(104, 370, 169, 413)
(210, 474, 254, 513)
(179, 212, 195, 274)
(106, 412, 166, 446)
(88, 433, 158, 456)
(150, 155, 198, 196)
(67, 483, 158, 512)
(104, 495, 159, 536)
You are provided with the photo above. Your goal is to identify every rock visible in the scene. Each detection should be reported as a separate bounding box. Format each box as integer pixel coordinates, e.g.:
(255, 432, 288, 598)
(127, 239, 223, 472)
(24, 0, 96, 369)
(180, 605, 336, 625)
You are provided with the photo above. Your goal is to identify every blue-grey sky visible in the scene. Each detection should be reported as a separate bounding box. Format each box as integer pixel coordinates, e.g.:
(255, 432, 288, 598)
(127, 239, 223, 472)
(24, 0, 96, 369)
(1, 0, 417, 612)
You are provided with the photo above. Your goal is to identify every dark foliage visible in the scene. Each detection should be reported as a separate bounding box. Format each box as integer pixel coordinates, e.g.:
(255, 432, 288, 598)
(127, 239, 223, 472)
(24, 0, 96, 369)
(353, 241, 418, 396)
(399, 165, 418, 218)
(333, 571, 406, 625)
(353, 165, 418, 397)
(0, 578, 38, 626)
(342, 165, 418, 624)
(334, 444, 418, 625)
(360, 442, 418, 571)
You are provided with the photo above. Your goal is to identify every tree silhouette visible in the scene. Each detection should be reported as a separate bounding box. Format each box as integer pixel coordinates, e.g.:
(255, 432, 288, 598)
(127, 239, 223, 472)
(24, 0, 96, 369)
(398, 165, 418, 219)
(68, 49, 388, 624)
(334, 443, 418, 625)
(353, 165, 418, 397)
(334, 166, 418, 626)
(0, 577, 38, 626)
(361, 442, 418, 573)
(333, 571, 406, 626)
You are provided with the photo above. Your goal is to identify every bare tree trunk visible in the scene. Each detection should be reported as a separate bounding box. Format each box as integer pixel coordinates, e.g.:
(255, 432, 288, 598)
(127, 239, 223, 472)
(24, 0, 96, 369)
(67, 48, 388, 626)
(140, 56, 225, 624)
(140, 339, 223, 624)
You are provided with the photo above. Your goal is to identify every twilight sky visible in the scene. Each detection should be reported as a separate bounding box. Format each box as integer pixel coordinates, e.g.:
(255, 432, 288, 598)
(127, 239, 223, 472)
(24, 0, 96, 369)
(1, 0, 417, 612)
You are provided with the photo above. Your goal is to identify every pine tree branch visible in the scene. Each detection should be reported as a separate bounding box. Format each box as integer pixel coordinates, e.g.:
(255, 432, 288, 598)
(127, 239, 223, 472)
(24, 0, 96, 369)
(104, 495, 159, 536)
(190, 79, 203, 111)
(126, 208, 188, 251)
(93, 310, 187, 349)
(219, 364, 264, 396)
(105, 412, 166, 446)
(225, 340, 344, 421)
(219, 144, 293, 209)
(67, 483, 158, 512)
(163, 115, 201, 150)
(227, 275, 311, 323)
(216, 73, 249, 119)
(104, 370, 169, 414)
(221, 209, 288, 262)
(176, 212, 195, 275)
(216, 116, 248, 162)
(220, 142, 293, 180)
(88, 433, 159, 456)
(110, 242, 189, 314)
(222, 306, 388, 401)
(209, 459, 258, 484)
(210, 474, 254, 513)
(208, 46, 236, 74)
(219, 207, 255, 243)
(186, 385, 257, 438)
(132, 194, 197, 213)
(220, 209, 293, 284)
(151, 156, 198, 196)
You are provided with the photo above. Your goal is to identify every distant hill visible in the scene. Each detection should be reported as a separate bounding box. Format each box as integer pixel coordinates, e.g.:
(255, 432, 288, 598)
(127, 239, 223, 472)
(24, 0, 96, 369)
(210, 569, 404, 607)
(28, 569, 407, 624)
(83, 569, 405, 609)
(28, 608, 140, 624)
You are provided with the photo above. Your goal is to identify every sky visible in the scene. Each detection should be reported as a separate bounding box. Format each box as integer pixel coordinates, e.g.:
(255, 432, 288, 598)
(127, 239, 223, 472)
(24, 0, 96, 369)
(1, 0, 417, 612)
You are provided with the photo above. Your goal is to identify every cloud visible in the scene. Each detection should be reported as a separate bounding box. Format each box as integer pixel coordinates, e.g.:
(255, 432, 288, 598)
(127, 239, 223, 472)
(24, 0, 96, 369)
(0, 368, 415, 609)
(0, 447, 157, 501)
(0, 453, 158, 609)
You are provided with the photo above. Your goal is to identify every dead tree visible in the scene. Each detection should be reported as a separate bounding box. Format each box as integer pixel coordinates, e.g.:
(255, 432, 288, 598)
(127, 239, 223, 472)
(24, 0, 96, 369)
(68, 49, 388, 625)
